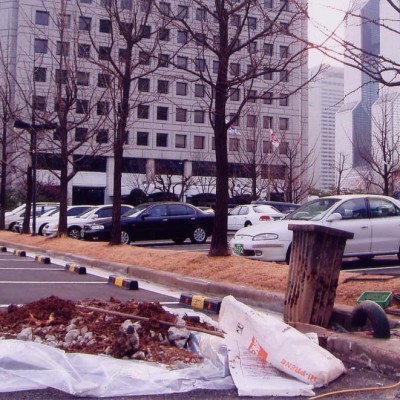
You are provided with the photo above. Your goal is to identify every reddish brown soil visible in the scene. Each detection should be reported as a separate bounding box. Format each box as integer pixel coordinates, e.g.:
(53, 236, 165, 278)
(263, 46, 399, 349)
(0, 295, 217, 365)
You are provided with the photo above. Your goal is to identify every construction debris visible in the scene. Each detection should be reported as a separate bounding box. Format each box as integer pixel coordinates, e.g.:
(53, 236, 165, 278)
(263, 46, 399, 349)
(0, 295, 221, 366)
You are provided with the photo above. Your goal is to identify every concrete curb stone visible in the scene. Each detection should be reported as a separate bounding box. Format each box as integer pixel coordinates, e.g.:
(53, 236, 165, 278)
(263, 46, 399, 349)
(1, 239, 400, 378)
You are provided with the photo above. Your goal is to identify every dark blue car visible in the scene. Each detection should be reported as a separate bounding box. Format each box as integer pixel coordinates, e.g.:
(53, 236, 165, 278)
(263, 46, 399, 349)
(81, 202, 214, 245)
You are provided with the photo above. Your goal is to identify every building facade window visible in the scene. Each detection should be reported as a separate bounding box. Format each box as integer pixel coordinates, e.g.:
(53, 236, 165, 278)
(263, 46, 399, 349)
(263, 116, 273, 129)
(246, 139, 256, 152)
(157, 80, 169, 94)
(138, 104, 149, 119)
(176, 82, 187, 95)
(77, 71, 90, 86)
(56, 41, 69, 56)
(195, 84, 205, 98)
(262, 92, 273, 104)
(55, 69, 68, 84)
(230, 88, 240, 101)
(194, 110, 205, 123)
(248, 16, 257, 30)
(97, 101, 109, 115)
(98, 73, 110, 87)
(158, 53, 169, 67)
(96, 129, 109, 143)
(194, 58, 206, 72)
(121, 0, 132, 10)
(156, 132, 168, 147)
(196, 7, 207, 21)
(280, 45, 289, 58)
(76, 99, 89, 114)
(33, 95, 46, 111)
(176, 56, 188, 69)
(34, 38, 48, 53)
(34, 67, 46, 82)
(78, 43, 90, 58)
(213, 60, 219, 74)
(138, 77, 150, 92)
(177, 5, 188, 19)
(177, 30, 187, 44)
(263, 67, 273, 80)
(247, 114, 256, 128)
(140, 25, 151, 38)
(137, 131, 149, 146)
(75, 127, 88, 142)
(139, 51, 151, 65)
(229, 138, 240, 151)
(279, 117, 289, 130)
(175, 134, 187, 148)
(264, 43, 273, 56)
(157, 106, 168, 120)
(79, 16, 91, 31)
(176, 108, 187, 122)
(193, 135, 205, 149)
(229, 62, 240, 76)
(35, 11, 49, 26)
(279, 95, 289, 106)
(159, 28, 170, 41)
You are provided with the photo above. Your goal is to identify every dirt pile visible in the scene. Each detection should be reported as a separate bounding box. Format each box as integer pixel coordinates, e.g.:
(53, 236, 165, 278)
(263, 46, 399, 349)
(0, 296, 219, 365)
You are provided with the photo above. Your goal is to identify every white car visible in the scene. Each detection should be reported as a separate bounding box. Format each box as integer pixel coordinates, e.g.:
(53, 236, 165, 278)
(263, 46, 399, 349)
(43, 204, 134, 239)
(14, 205, 93, 235)
(230, 194, 400, 263)
(227, 204, 284, 231)
(5, 203, 59, 231)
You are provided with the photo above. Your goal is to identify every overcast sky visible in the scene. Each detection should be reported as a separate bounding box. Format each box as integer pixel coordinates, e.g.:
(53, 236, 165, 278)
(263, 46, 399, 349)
(308, 0, 350, 67)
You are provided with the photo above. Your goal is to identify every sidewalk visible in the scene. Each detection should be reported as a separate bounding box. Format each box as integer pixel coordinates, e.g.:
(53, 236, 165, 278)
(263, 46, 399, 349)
(1, 239, 400, 378)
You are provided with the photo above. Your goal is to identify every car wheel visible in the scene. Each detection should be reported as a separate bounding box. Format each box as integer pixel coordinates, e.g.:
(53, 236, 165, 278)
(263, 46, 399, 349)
(244, 221, 252, 227)
(38, 224, 46, 235)
(68, 227, 81, 239)
(8, 222, 16, 232)
(121, 230, 131, 245)
(172, 237, 186, 244)
(190, 227, 207, 244)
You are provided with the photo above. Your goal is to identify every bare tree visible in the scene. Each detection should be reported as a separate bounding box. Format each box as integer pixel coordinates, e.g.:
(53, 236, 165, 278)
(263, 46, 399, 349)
(335, 152, 351, 195)
(86, 0, 171, 245)
(169, 0, 314, 256)
(271, 132, 316, 203)
(0, 42, 26, 229)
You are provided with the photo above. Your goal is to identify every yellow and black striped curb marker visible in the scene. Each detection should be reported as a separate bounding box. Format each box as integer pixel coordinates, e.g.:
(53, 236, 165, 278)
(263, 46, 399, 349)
(179, 293, 222, 314)
(35, 255, 51, 264)
(0, 246, 7, 252)
(13, 249, 26, 257)
(108, 275, 139, 290)
(65, 263, 87, 275)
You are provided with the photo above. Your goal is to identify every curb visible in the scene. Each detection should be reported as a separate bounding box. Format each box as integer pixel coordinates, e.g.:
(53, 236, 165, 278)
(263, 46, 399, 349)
(1, 239, 400, 378)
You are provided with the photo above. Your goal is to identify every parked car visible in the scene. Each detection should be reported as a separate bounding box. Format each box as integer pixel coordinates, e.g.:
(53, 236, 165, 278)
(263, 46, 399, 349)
(231, 194, 400, 263)
(251, 200, 300, 214)
(5, 203, 59, 231)
(14, 205, 93, 235)
(228, 204, 284, 231)
(81, 202, 214, 245)
(43, 204, 133, 238)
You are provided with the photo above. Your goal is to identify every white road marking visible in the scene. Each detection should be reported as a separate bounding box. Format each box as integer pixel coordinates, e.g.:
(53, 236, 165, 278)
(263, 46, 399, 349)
(0, 281, 106, 284)
(0, 268, 62, 271)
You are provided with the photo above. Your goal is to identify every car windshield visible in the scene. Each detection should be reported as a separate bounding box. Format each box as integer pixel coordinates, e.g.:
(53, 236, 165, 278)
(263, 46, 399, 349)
(75, 207, 97, 218)
(123, 203, 150, 217)
(284, 198, 340, 221)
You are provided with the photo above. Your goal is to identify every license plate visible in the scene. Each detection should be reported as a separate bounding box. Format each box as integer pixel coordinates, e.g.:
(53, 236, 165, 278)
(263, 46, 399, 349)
(234, 244, 244, 255)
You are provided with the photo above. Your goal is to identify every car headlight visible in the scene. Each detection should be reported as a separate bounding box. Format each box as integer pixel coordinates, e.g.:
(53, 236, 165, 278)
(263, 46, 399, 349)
(252, 233, 279, 241)
(89, 224, 105, 230)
